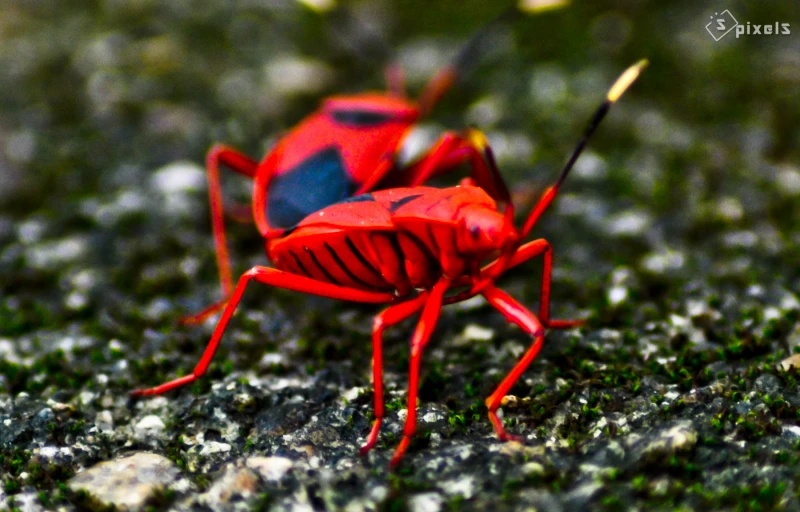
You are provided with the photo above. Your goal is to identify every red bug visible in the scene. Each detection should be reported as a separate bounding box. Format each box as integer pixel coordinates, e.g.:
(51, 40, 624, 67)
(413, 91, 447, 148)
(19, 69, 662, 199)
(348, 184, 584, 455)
(133, 60, 647, 466)
(186, 6, 554, 323)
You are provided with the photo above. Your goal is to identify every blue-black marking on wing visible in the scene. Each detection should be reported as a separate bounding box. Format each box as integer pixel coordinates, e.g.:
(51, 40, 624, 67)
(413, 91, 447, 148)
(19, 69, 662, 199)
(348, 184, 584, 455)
(388, 194, 423, 213)
(281, 194, 377, 236)
(330, 109, 396, 127)
(267, 146, 357, 229)
(337, 193, 375, 204)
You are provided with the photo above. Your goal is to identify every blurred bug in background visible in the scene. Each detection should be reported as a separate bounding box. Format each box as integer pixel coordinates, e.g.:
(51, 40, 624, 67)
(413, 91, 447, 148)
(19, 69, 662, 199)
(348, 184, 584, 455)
(185, 0, 570, 323)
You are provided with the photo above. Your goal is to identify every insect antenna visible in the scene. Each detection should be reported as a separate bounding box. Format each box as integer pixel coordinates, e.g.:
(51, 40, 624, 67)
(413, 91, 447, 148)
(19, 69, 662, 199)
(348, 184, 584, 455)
(518, 58, 649, 240)
(321, 6, 405, 92)
(469, 59, 647, 291)
(418, 0, 570, 116)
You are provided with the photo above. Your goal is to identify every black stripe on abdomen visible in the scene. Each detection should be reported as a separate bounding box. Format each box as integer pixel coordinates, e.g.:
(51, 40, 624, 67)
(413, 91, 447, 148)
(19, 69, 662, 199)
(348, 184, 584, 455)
(324, 242, 384, 291)
(344, 236, 383, 280)
(305, 246, 341, 286)
(401, 230, 439, 269)
(289, 250, 312, 278)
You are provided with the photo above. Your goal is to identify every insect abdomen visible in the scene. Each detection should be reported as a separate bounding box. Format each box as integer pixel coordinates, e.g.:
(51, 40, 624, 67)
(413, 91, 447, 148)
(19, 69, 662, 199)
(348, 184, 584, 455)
(273, 232, 394, 292)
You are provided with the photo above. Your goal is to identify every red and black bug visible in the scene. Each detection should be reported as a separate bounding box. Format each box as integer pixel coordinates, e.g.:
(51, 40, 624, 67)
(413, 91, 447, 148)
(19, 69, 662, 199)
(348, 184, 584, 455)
(187, 5, 561, 323)
(133, 60, 647, 466)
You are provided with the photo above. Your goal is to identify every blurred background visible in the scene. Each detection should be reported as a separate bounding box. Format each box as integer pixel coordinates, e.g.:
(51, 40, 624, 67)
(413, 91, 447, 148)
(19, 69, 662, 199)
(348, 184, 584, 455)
(1, 0, 796, 208)
(1, 0, 798, 339)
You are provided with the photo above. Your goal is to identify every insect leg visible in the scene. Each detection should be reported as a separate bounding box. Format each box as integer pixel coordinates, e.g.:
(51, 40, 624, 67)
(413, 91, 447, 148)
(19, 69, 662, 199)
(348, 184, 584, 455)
(207, 145, 258, 288)
(405, 130, 511, 210)
(390, 278, 451, 467)
(179, 298, 230, 326)
(535, 239, 584, 329)
(351, 157, 396, 197)
(131, 267, 394, 397)
(179, 146, 258, 325)
(416, 5, 565, 116)
(480, 284, 544, 443)
(445, 238, 550, 303)
(467, 238, 583, 328)
(360, 293, 430, 456)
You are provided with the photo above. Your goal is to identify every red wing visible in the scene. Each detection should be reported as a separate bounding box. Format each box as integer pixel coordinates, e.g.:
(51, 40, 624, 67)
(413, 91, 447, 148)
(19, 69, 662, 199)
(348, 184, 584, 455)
(323, 94, 419, 120)
(269, 194, 395, 257)
(293, 194, 394, 231)
(373, 186, 495, 224)
(273, 99, 415, 187)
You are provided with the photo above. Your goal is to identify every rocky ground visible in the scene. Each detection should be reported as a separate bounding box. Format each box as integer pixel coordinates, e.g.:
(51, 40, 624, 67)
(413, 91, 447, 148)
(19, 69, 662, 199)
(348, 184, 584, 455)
(1, 1, 800, 510)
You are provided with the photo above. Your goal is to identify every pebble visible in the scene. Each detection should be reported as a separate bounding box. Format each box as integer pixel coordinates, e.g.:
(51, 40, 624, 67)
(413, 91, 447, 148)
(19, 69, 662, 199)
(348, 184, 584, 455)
(135, 415, 166, 435)
(641, 422, 698, 459)
(246, 456, 294, 482)
(2, 493, 44, 512)
(26, 237, 88, 270)
(200, 441, 232, 456)
(440, 475, 475, 499)
(149, 161, 205, 195)
(753, 374, 781, 394)
(604, 210, 652, 237)
(408, 492, 443, 512)
(68, 453, 180, 511)
(461, 324, 495, 342)
(780, 354, 800, 371)
(200, 465, 260, 511)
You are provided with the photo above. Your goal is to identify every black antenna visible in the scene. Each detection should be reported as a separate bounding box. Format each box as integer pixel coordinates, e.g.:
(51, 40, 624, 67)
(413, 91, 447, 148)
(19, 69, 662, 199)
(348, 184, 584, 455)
(520, 59, 648, 239)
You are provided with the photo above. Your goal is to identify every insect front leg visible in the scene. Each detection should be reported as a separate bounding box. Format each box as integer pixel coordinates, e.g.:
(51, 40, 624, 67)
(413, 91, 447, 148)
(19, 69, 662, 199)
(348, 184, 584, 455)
(476, 238, 584, 328)
(480, 284, 546, 443)
(447, 239, 551, 297)
(390, 279, 451, 467)
(360, 294, 430, 456)
(446, 239, 584, 329)
(131, 267, 394, 397)
(534, 239, 584, 329)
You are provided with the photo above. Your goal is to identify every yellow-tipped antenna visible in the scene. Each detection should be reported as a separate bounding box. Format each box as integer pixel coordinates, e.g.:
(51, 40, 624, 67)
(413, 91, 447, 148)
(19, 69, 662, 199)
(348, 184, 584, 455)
(519, 59, 648, 240)
(518, 0, 571, 14)
(295, 0, 336, 13)
(608, 59, 649, 103)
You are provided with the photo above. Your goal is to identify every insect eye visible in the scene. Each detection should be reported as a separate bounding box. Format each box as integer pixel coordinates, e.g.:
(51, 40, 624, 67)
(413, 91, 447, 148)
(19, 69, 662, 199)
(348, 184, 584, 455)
(469, 225, 481, 239)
